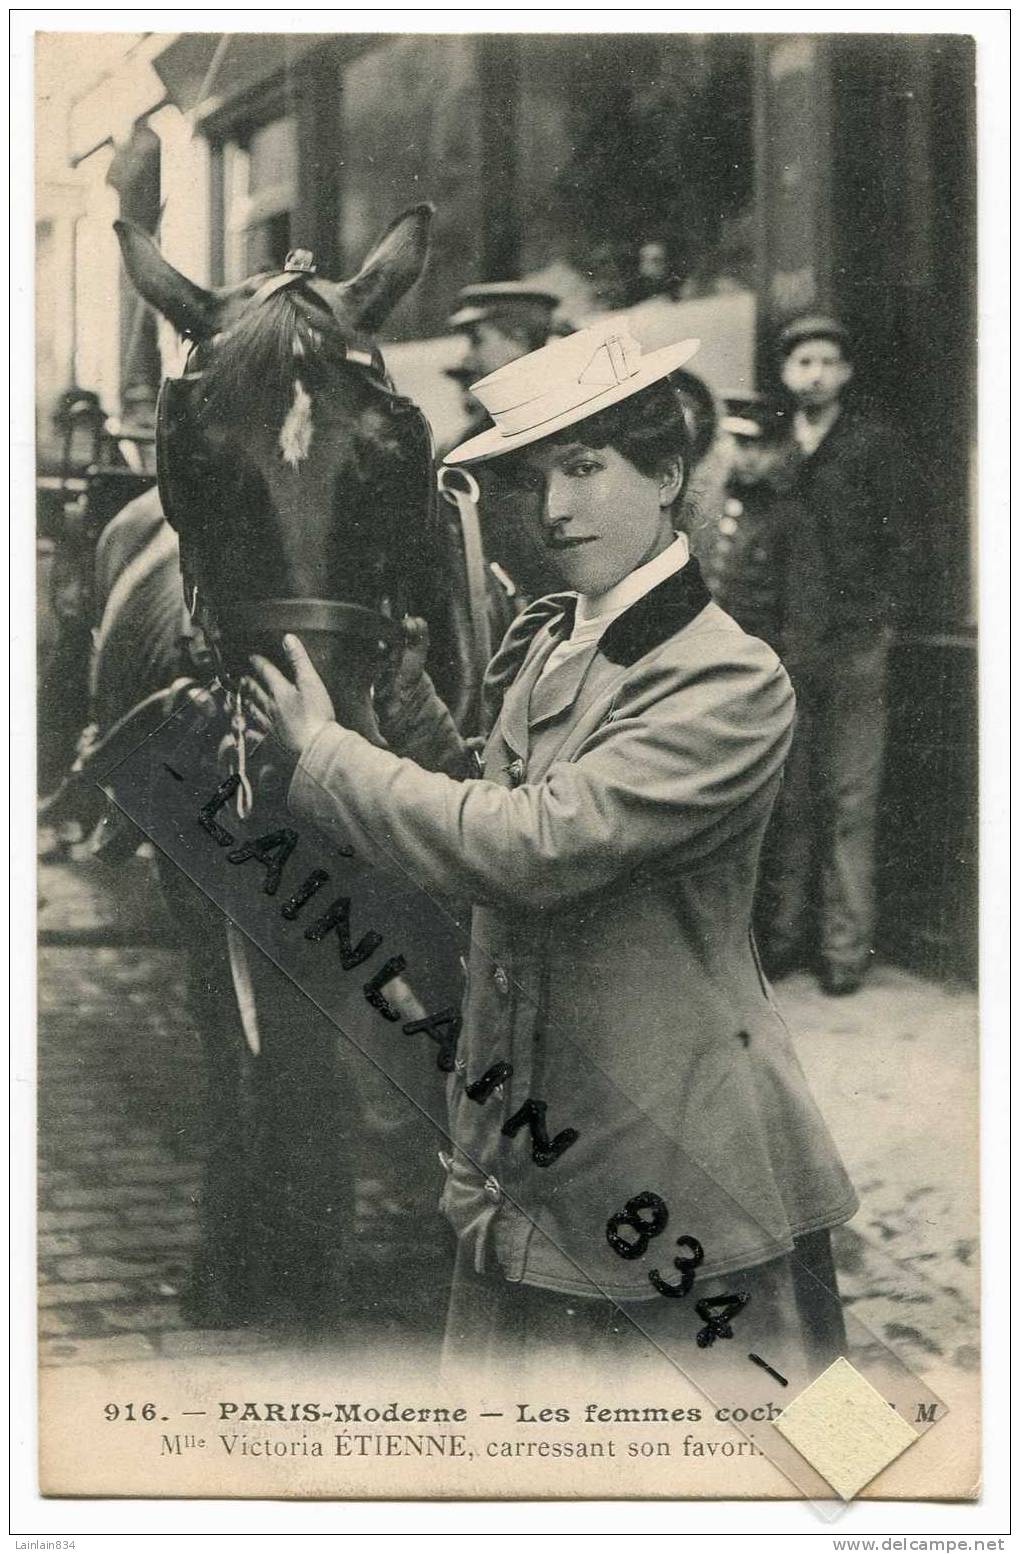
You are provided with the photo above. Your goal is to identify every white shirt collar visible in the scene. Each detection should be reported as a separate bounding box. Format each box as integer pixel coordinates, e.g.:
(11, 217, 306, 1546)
(575, 532, 690, 630)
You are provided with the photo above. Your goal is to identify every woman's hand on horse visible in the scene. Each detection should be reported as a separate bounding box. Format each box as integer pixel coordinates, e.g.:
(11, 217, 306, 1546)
(247, 635, 336, 756)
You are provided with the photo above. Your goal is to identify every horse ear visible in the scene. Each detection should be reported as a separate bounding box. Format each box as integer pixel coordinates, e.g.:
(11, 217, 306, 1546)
(114, 219, 217, 339)
(337, 203, 433, 332)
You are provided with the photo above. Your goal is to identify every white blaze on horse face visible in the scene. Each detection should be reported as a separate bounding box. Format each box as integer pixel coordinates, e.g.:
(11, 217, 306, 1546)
(279, 378, 314, 467)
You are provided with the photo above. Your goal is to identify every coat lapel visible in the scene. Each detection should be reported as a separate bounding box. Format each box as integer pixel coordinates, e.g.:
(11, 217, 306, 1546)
(525, 649, 629, 777)
(526, 639, 604, 729)
(498, 624, 563, 758)
(528, 557, 712, 734)
(495, 558, 712, 765)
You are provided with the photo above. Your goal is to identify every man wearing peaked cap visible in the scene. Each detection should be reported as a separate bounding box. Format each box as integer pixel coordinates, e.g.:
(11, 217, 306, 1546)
(446, 281, 562, 335)
(251, 315, 858, 1379)
(693, 391, 799, 656)
(718, 389, 789, 444)
(439, 280, 569, 615)
(443, 283, 564, 421)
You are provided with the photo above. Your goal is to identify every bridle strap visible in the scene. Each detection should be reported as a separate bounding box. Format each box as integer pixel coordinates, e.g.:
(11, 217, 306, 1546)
(216, 598, 403, 649)
(439, 465, 492, 674)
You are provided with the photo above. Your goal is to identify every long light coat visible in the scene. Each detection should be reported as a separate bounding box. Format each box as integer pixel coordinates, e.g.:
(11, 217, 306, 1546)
(289, 560, 858, 1299)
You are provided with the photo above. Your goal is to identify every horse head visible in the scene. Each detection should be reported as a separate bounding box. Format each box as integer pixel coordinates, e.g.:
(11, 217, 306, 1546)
(115, 206, 436, 739)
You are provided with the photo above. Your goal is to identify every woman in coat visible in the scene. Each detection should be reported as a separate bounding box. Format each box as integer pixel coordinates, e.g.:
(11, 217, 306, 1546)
(248, 321, 858, 1385)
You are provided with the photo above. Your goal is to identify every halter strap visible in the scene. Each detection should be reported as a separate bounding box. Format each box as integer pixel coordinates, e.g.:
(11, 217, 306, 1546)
(215, 598, 403, 650)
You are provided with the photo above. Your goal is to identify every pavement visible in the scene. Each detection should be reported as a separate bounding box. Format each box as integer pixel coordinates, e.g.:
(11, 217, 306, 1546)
(37, 841, 979, 1382)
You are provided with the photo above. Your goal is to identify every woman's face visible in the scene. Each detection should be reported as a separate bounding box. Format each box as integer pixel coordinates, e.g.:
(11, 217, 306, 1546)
(506, 440, 682, 597)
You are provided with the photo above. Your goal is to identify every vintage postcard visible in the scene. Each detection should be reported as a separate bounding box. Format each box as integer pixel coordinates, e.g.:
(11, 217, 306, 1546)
(25, 15, 998, 1525)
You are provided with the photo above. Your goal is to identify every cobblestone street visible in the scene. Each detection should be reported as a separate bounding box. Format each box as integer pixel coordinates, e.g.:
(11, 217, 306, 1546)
(37, 845, 979, 1385)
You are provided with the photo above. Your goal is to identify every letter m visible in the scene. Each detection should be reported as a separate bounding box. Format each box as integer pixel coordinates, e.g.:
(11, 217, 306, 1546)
(915, 1402, 939, 1424)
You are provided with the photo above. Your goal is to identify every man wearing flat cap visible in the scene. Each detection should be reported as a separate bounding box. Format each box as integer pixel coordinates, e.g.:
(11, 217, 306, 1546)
(758, 314, 909, 996)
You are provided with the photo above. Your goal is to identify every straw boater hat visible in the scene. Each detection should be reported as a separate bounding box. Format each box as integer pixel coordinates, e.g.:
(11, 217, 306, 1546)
(443, 319, 700, 466)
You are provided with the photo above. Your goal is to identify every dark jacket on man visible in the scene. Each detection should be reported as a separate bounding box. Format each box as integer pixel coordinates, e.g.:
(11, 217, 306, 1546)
(693, 472, 832, 681)
(781, 404, 908, 649)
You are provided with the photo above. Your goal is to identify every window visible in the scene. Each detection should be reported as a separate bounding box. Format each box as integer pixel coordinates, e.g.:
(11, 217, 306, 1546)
(221, 113, 298, 282)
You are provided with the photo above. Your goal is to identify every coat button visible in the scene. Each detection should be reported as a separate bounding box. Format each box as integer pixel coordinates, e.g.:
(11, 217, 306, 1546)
(438, 1150, 454, 1174)
(506, 758, 525, 786)
(493, 966, 510, 995)
(483, 1175, 502, 1204)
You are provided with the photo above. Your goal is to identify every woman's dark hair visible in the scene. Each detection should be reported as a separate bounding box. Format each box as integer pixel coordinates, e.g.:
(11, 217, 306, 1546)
(669, 368, 719, 466)
(496, 376, 695, 503)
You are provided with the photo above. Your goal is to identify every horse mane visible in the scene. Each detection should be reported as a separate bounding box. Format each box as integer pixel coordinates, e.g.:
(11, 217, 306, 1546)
(197, 288, 356, 434)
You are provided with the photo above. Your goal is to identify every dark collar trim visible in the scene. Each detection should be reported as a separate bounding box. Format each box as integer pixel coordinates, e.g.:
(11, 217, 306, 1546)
(550, 556, 712, 667)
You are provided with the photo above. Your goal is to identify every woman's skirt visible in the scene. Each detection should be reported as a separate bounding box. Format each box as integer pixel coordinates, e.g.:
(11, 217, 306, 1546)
(442, 1228, 847, 1390)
